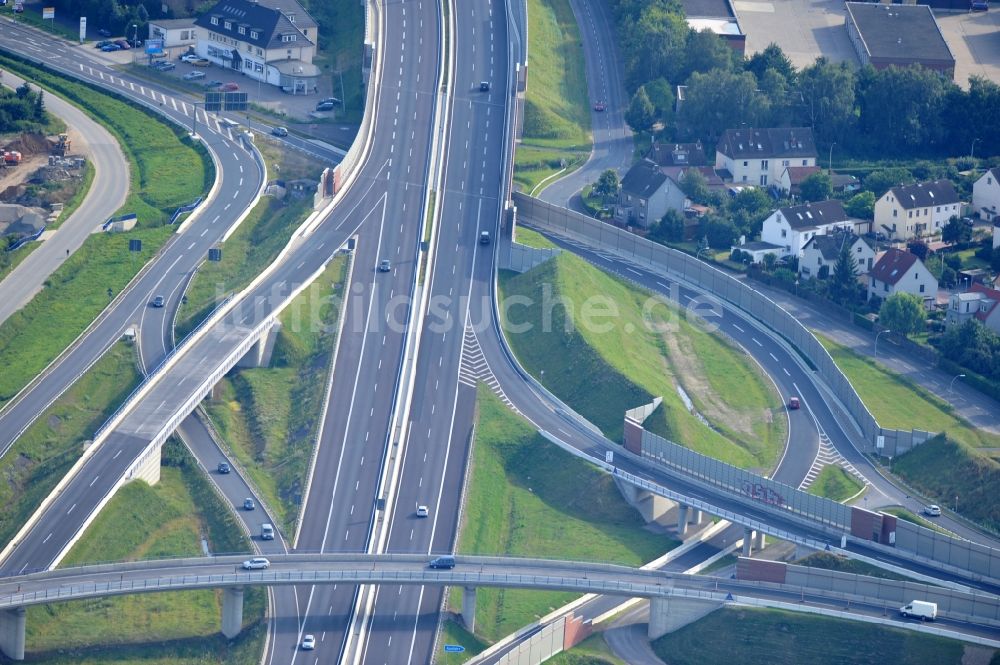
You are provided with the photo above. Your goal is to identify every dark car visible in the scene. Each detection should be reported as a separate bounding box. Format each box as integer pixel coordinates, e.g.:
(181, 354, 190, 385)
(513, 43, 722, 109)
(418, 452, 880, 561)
(205, 80, 223, 88)
(151, 295, 165, 308)
(428, 555, 456, 569)
(217, 462, 231, 474)
(479, 81, 490, 92)
(593, 102, 606, 112)
(94, 40, 112, 49)
(243, 498, 255, 511)
(971, 0, 988, 10)
(114, 39, 131, 49)
(378, 259, 391, 272)
(153, 61, 176, 72)
(479, 231, 491, 245)
(788, 396, 800, 410)
(271, 126, 289, 137)
(101, 43, 122, 52)
(318, 97, 341, 106)
(315, 101, 336, 112)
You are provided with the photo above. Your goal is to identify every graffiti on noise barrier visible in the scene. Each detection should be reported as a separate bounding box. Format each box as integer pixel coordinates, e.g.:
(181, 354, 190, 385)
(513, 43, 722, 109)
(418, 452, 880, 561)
(741, 480, 786, 507)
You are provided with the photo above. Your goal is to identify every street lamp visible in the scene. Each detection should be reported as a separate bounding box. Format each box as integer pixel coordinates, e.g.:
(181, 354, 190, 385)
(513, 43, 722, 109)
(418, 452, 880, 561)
(971, 138, 981, 160)
(874, 329, 892, 359)
(949, 373, 966, 393)
(828, 142, 836, 175)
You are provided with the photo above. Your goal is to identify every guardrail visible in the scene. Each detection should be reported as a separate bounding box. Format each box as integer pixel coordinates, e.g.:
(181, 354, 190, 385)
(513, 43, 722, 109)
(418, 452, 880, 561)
(169, 196, 203, 224)
(4, 225, 44, 251)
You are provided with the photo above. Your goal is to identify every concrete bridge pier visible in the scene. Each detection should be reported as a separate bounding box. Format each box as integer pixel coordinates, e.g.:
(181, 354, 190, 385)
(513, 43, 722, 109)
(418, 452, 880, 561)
(677, 504, 689, 536)
(221, 587, 244, 639)
(237, 322, 281, 369)
(0, 606, 26, 661)
(742, 527, 754, 557)
(647, 595, 722, 639)
(461, 587, 477, 632)
(689, 508, 703, 525)
(754, 530, 766, 551)
(614, 477, 675, 526)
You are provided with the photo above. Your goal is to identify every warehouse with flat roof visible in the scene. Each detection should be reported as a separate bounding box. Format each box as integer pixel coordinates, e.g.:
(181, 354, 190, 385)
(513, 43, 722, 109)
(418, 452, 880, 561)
(844, 2, 955, 80)
(680, 0, 746, 54)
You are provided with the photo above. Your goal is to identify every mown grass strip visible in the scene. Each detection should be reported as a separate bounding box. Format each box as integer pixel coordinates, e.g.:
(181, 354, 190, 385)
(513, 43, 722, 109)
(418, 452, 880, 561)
(203, 255, 349, 533)
(0, 341, 141, 553)
(453, 386, 676, 642)
(547, 634, 625, 665)
(807, 466, 864, 502)
(0, 54, 210, 409)
(26, 440, 263, 663)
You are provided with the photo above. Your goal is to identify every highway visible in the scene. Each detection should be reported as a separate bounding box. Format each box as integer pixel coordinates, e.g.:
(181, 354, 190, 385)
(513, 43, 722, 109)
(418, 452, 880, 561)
(0, 70, 129, 326)
(1, 554, 997, 646)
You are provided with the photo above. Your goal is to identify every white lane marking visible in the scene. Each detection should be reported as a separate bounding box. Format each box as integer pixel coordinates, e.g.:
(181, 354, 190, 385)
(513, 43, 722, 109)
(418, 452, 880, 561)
(752, 338, 763, 347)
(732, 324, 744, 333)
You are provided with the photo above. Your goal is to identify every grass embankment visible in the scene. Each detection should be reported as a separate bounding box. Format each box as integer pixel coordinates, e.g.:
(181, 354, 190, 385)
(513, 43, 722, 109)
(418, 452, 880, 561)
(452, 387, 677, 642)
(499, 251, 786, 470)
(817, 336, 1000, 531)
(515, 0, 591, 193)
(883, 507, 951, 535)
(807, 466, 864, 502)
(548, 634, 625, 665)
(0, 240, 38, 283)
(202, 256, 349, 533)
(25, 440, 264, 664)
(795, 552, 910, 581)
(0, 341, 141, 550)
(0, 54, 210, 409)
(175, 197, 314, 339)
(436, 620, 489, 665)
(652, 607, 976, 665)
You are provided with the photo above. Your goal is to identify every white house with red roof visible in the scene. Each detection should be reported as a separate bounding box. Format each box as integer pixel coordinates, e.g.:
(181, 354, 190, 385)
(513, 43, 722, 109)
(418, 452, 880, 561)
(947, 283, 1000, 333)
(868, 247, 938, 307)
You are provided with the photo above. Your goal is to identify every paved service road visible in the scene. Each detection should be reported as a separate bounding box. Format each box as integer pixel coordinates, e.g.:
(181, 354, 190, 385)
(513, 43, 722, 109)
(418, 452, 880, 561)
(538, 0, 632, 210)
(0, 70, 129, 326)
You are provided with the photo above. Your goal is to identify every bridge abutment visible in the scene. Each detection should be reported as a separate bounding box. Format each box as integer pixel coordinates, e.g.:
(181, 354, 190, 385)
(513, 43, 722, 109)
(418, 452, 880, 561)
(647, 595, 722, 639)
(613, 477, 675, 526)
(0, 606, 25, 661)
(221, 587, 244, 639)
(237, 322, 281, 369)
(462, 587, 477, 632)
(130, 441, 162, 486)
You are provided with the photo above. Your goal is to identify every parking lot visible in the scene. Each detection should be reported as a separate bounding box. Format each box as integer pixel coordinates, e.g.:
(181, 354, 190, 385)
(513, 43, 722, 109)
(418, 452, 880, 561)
(736, 0, 1000, 88)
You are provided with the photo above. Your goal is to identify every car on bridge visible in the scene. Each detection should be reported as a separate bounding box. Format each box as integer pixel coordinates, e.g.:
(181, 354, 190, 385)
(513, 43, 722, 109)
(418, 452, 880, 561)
(242, 557, 270, 570)
(479, 231, 491, 245)
(428, 555, 455, 569)
(480, 81, 490, 92)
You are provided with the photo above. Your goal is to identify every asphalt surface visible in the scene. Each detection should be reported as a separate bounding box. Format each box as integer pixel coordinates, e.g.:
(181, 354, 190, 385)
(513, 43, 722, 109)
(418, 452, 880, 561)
(536, 0, 632, 210)
(0, 70, 128, 326)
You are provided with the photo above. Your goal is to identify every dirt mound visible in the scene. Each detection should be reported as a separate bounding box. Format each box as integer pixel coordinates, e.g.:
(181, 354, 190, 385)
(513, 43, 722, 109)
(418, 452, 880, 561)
(4, 132, 52, 157)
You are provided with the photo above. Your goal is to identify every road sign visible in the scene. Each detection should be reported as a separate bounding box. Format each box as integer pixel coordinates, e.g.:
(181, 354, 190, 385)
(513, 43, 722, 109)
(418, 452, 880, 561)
(128, 239, 142, 252)
(443, 645, 465, 653)
(42, 7, 54, 19)
(205, 91, 248, 112)
(79, 16, 86, 41)
(208, 248, 222, 262)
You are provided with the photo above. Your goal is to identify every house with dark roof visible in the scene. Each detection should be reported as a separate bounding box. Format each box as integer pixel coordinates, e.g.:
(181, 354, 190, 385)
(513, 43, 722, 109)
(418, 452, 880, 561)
(946, 283, 1000, 333)
(868, 247, 937, 306)
(714, 127, 817, 189)
(972, 168, 1000, 223)
(844, 2, 955, 81)
(799, 230, 875, 280)
(646, 142, 708, 168)
(194, 0, 319, 94)
(759, 199, 854, 258)
(873, 179, 961, 241)
(614, 160, 680, 228)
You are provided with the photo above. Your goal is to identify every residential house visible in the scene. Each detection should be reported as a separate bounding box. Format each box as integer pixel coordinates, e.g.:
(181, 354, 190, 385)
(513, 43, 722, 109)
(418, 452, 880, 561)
(147, 18, 198, 50)
(194, 0, 319, 94)
(799, 231, 875, 280)
(759, 199, 854, 259)
(714, 127, 817, 188)
(777, 165, 822, 198)
(647, 142, 708, 167)
(830, 173, 861, 194)
(730, 239, 784, 264)
(615, 160, 677, 228)
(946, 283, 1000, 333)
(873, 179, 961, 241)
(973, 168, 1000, 222)
(868, 247, 938, 306)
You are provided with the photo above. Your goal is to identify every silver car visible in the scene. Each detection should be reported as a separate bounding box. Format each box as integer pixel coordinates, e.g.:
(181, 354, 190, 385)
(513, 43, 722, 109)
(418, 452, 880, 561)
(242, 557, 270, 570)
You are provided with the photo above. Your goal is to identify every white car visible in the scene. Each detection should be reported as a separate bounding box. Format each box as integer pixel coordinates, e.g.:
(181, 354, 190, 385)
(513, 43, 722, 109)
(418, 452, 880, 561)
(182, 71, 206, 81)
(242, 557, 270, 570)
(416, 505, 429, 518)
(180, 53, 201, 63)
(301, 634, 316, 650)
(924, 504, 942, 517)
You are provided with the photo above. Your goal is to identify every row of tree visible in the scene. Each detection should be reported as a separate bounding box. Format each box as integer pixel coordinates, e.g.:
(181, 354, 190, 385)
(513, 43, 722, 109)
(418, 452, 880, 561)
(611, 0, 1000, 160)
(939, 319, 1000, 383)
(0, 83, 46, 134)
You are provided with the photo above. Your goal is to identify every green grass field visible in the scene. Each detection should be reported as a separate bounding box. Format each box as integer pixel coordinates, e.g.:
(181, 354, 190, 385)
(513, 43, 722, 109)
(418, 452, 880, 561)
(453, 386, 677, 642)
(203, 256, 348, 532)
(515, 0, 592, 192)
(807, 466, 864, 502)
(513, 226, 558, 249)
(652, 607, 974, 665)
(817, 335, 1000, 450)
(499, 252, 785, 469)
(883, 507, 952, 535)
(794, 552, 910, 581)
(0, 55, 209, 409)
(436, 620, 489, 665)
(0, 341, 141, 550)
(175, 197, 314, 339)
(0, 239, 38, 284)
(547, 634, 624, 665)
(24, 441, 264, 663)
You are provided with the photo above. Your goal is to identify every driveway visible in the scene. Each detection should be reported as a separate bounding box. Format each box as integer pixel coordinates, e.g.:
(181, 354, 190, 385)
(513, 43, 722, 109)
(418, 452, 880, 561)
(936, 9, 1000, 87)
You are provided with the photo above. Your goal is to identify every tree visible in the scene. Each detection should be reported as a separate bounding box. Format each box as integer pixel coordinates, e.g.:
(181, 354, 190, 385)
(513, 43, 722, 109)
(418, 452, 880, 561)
(679, 168, 709, 204)
(625, 86, 656, 133)
(651, 208, 686, 242)
(830, 242, 860, 303)
(799, 172, 832, 202)
(907, 239, 929, 262)
(940, 266, 957, 288)
(679, 68, 770, 144)
(856, 65, 956, 155)
(942, 216, 972, 244)
(643, 78, 675, 127)
(745, 43, 795, 84)
(33, 89, 43, 121)
(762, 252, 778, 272)
(681, 28, 736, 82)
(845, 191, 876, 220)
(700, 215, 737, 249)
(620, 3, 689, 89)
(864, 167, 913, 198)
(879, 292, 926, 337)
(795, 58, 856, 146)
(593, 169, 621, 202)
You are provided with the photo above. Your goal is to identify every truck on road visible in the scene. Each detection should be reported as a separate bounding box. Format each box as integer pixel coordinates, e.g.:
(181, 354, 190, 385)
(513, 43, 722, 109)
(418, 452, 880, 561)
(899, 600, 937, 621)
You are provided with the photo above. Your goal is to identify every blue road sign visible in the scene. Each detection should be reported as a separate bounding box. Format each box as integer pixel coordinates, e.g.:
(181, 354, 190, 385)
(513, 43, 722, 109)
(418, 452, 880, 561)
(443, 645, 465, 653)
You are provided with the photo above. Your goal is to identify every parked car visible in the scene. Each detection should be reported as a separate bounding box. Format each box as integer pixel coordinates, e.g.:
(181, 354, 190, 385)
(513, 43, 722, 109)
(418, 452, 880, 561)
(180, 53, 201, 63)
(151, 295, 165, 308)
(315, 101, 336, 112)
(94, 40, 112, 49)
(301, 635, 316, 650)
(971, 0, 988, 10)
(113, 39, 131, 49)
(924, 504, 942, 517)
(153, 61, 176, 71)
(416, 505, 429, 518)
(190, 58, 211, 67)
(271, 126, 288, 137)
(318, 97, 341, 106)
(217, 462, 231, 474)
(242, 557, 270, 570)
(183, 71, 206, 81)
(788, 396, 800, 410)
(100, 43, 122, 52)
(220, 82, 240, 92)
(205, 80, 223, 88)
